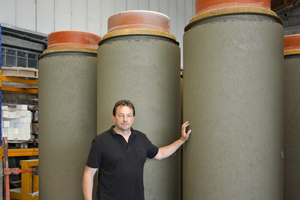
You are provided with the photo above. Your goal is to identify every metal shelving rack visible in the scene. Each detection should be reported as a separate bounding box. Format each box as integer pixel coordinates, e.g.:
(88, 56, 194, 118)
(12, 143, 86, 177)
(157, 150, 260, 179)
(0, 23, 47, 200)
(0, 23, 46, 142)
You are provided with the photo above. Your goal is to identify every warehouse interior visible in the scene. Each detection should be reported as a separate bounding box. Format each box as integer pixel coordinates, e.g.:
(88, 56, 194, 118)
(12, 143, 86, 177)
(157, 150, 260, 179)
(0, 0, 300, 199)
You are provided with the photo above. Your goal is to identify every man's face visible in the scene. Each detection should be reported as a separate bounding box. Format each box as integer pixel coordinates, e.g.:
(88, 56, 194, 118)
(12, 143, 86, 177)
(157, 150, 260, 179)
(112, 105, 135, 132)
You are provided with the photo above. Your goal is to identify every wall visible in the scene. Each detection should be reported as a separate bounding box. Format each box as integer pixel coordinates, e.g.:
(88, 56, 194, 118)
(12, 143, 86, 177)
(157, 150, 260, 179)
(272, 0, 296, 10)
(276, 1, 300, 35)
(0, 0, 195, 68)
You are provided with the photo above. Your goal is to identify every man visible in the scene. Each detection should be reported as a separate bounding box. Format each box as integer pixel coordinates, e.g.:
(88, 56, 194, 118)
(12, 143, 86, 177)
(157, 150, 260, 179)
(82, 100, 191, 200)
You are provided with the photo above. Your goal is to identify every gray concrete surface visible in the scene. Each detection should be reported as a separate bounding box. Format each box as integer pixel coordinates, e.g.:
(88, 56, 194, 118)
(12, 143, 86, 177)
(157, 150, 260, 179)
(39, 52, 97, 200)
(183, 15, 284, 200)
(97, 35, 181, 200)
(284, 54, 300, 200)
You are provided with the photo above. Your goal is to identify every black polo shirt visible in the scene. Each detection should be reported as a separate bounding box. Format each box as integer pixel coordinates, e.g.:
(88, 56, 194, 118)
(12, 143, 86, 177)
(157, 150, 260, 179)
(86, 125, 159, 200)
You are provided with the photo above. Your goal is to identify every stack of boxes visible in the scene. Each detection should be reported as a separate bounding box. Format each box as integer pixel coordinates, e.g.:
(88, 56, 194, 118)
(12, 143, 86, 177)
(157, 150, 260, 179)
(2, 105, 32, 141)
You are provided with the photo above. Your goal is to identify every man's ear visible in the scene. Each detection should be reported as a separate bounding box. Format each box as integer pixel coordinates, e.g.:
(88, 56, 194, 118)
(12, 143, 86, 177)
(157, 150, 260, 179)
(112, 115, 116, 123)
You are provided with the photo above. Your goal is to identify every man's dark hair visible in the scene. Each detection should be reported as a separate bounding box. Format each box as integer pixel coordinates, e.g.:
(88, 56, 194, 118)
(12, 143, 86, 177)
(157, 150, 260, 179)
(113, 100, 135, 117)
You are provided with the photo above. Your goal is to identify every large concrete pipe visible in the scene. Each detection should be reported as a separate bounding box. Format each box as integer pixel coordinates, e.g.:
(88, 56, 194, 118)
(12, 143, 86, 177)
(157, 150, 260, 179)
(39, 31, 101, 200)
(183, 0, 284, 199)
(283, 34, 300, 200)
(97, 10, 181, 200)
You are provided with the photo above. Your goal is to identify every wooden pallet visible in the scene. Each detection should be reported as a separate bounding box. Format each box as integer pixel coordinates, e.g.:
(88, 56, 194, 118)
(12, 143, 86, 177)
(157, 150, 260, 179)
(2, 67, 38, 79)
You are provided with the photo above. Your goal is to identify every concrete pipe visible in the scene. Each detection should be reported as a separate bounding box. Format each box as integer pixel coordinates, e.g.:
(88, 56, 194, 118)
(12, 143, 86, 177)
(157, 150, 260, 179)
(283, 34, 300, 200)
(39, 30, 101, 200)
(97, 10, 181, 200)
(183, 0, 284, 199)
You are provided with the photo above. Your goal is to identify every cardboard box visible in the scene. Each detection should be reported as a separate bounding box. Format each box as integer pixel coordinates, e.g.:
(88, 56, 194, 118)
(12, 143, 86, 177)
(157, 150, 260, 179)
(14, 122, 31, 129)
(3, 110, 21, 118)
(20, 110, 32, 117)
(2, 128, 8, 137)
(16, 105, 28, 110)
(1, 106, 9, 110)
(2, 121, 10, 128)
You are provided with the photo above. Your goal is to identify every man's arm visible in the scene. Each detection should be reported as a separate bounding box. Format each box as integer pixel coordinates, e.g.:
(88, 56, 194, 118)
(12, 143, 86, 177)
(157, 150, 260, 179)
(82, 166, 98, 200)
(154, 121, 191, 160)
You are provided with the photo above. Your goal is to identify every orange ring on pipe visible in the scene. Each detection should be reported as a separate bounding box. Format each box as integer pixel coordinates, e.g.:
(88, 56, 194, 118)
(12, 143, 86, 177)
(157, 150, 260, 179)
(108, 10, 170, 33)
(44, 30, 101, 54)
(284, 34, 300, 56)
(185, 6, 282, 32)
(101, 10, 177, 42)
(195, 0, 270, 15)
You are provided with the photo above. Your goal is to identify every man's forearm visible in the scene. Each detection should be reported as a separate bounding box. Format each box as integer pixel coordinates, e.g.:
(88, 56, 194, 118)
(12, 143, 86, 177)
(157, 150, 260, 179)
(154, 121, 191, 161)
(154, 139, 185, 160)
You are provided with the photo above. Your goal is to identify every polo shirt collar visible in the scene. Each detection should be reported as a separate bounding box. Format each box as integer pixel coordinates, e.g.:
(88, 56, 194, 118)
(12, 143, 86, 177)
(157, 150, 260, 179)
(109, 125, 137, 136)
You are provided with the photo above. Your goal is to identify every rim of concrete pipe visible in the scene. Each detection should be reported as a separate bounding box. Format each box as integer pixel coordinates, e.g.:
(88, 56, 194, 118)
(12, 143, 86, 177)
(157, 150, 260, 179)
(195, 0, 271, 15)
(284, 34, 300, 56)
(185, 6, 282, 32)
(42, 30, 101, 55)
(101, 10, 177, 43)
